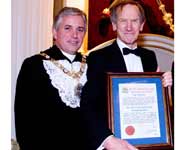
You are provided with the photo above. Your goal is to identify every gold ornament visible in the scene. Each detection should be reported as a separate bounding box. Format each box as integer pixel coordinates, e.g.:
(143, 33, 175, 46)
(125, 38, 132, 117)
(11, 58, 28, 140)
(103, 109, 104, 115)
(39, 52, 86, 80)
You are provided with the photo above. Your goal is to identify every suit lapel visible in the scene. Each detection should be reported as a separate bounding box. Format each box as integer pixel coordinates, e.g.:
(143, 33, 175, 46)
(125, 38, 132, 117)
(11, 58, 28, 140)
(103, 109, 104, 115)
(108, 41, 128, 72)
(110, 45, 156, 72)
(106, 44, 157, 72)
(138, 47, 156, 72)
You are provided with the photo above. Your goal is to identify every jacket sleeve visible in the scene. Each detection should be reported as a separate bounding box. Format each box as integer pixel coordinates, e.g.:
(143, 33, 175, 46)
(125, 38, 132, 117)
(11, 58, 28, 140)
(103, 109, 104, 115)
(81, 52, 113, 149)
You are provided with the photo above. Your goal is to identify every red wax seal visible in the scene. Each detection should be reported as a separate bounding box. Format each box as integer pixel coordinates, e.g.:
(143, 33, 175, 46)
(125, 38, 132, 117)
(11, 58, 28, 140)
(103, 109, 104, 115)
(125, 125, 135, 135)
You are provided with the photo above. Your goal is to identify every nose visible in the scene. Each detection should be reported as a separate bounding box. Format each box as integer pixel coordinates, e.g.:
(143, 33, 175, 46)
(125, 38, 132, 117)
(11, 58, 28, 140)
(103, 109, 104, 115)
(126, 21, 132, 31)
(72, 30, 78, 38)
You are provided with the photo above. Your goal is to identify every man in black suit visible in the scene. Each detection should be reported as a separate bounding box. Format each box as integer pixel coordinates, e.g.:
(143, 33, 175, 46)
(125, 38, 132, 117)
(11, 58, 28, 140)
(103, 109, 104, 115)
(14, 7, 89, 150)
(81, 0, 172, 149)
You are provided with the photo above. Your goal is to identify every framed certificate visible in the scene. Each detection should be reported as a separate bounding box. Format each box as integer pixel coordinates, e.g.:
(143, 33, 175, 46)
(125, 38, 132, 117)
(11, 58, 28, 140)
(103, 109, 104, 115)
(107, 72, 173, 149)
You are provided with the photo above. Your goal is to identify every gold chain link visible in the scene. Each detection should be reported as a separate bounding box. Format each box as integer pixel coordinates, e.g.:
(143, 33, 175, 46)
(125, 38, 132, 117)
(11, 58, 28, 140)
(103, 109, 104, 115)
(40, 52, 86, 79)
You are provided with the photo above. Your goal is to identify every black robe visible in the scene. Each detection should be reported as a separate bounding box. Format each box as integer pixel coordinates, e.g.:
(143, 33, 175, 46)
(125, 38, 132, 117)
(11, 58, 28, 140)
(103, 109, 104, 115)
(14, 45, 89, 150)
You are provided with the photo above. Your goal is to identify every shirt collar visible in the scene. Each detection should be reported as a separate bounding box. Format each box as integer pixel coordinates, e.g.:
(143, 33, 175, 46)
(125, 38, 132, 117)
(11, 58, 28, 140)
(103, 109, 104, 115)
(61, 50, 76, 62)
(116, 38, 137, 52)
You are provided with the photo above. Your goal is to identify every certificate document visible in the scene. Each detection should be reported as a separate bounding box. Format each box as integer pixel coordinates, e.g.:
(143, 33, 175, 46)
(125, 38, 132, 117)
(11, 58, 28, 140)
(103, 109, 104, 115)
(107, 72, 173, 149)
(119, 83, 160, 139)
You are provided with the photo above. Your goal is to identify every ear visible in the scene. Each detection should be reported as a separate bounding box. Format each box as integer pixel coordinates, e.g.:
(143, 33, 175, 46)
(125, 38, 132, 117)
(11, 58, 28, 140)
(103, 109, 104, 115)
(112, 22, 117, 31)
(139, 21, 145, 31)
(52, 28, 57, 40)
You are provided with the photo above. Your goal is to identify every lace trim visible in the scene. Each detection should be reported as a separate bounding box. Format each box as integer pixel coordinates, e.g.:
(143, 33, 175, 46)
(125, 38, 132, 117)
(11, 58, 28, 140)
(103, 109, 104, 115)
(43, 59, 87, 108)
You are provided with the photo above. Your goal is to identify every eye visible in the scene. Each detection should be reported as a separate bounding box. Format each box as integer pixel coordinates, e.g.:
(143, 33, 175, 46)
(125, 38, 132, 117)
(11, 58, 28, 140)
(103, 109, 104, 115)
(119, 19, 127, 23)
(64, 25, 71, 30)
(77, 27, 85, 32)
(132, 19, 139, 23)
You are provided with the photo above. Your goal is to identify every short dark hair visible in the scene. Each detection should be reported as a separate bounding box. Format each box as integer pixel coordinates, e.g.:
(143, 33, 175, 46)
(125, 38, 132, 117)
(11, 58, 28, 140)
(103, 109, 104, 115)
(53, 7, 87, 31)
(110, 0, 145, 23)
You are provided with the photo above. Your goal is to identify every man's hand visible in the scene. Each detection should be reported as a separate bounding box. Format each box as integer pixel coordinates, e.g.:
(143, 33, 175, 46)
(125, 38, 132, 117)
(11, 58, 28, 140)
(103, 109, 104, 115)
(156, 67, 172, 87)
(103, 136, 138, 150)
(162, 71, 172, 87)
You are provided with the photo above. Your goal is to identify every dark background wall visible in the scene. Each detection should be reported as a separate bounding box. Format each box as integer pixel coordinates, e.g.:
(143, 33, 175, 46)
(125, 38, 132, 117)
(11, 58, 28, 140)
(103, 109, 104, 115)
(88, 0, 174, 49)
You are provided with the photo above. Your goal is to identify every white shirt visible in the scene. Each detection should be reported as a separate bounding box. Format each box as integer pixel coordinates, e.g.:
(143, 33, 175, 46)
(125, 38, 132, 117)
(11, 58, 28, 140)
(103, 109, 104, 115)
(116, 38, 144, 72)
(61, 50, 76, 62)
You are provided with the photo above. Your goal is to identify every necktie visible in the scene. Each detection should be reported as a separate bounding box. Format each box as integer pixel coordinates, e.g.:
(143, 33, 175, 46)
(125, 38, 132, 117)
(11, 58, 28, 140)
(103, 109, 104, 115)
(122, 47, 140, 56)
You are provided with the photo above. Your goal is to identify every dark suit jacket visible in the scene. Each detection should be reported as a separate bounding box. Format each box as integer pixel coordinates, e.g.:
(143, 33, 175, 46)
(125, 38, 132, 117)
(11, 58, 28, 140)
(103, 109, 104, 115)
(81, 41, 158, 149)
(14, 45, 89, 150)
